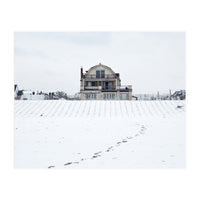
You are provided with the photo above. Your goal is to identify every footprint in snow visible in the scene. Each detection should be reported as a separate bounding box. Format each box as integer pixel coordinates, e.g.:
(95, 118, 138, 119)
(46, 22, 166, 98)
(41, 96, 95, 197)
(48, 166, 55, 168)
(91, 155, 101, 159)
(64, 162, 72, 166)
(94, 151, 102, 155)
(106, 146, 114, 152)
(106, 149, 111, 152)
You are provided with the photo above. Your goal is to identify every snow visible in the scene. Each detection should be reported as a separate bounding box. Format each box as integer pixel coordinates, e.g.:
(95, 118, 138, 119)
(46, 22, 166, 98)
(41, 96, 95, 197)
(14, 100, 185, 168)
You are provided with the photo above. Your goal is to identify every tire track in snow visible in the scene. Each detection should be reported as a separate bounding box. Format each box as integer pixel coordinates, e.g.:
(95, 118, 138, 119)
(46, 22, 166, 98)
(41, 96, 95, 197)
(15, 100, 185, 119)
(129, 101, 135, 118)
(74, 101, 82, 118)
(63, 102, 72, 117)
(68, 101, 78, 117)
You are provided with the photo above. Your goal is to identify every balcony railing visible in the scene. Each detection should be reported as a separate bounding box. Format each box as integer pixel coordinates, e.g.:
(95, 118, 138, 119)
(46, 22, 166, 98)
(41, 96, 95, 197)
(85, 74, 117, 79)
(85, 86, 101, 90)
(83, 85, 132, 92)
(102, 86, 117, 91)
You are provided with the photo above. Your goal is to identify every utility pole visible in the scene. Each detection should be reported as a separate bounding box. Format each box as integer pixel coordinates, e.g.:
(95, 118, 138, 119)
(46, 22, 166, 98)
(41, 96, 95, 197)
(157, 91, 159, 100)
(169, 89, 171, 100)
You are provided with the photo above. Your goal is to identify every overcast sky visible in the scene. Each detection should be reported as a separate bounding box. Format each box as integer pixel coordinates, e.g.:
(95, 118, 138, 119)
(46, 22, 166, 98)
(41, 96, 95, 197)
(14, 32, 185, 94)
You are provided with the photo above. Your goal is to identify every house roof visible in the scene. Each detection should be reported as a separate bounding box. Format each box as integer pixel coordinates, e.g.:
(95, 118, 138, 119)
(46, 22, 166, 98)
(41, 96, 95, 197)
(172, 90, 185, 97)
(86, 63, 116, 75)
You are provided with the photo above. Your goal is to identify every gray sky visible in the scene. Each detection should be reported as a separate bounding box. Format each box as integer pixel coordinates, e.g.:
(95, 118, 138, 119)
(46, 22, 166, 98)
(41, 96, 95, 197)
(14, 32, 185, 94)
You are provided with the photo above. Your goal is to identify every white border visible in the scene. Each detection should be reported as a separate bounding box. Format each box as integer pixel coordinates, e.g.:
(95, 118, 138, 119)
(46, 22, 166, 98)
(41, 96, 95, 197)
(0, 0, 199, 199)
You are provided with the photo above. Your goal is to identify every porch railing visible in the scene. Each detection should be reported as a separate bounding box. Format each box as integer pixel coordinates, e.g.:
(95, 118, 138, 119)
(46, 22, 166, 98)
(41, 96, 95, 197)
(102, 86, 117, 90)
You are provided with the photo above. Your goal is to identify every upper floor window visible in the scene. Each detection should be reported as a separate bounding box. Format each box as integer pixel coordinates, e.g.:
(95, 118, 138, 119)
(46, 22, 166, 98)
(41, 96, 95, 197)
(96, 70, 105, 78)
(88, 82, 96, 86)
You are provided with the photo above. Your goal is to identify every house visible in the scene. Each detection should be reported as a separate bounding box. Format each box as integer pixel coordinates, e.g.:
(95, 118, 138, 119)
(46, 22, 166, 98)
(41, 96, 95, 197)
(17, 89, 46, 100)
(171, 90, 186, 100)
(48, 92, 59, 100)
(21, 90, 33, 100)
(14, 84, 24, 100)
(80, 63, 132, 100)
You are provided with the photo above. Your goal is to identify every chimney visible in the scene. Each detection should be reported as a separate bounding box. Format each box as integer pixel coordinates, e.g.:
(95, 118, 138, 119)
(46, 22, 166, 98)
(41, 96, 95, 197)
(80, 67, 83, 79)
(115, 73, 120, 78)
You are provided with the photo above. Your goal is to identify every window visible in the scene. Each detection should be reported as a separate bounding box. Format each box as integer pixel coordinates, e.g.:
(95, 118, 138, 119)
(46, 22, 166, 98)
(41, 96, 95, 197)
(120, 93, 128, 100)
(101, 70, 105, 78)
(96, 70, 105, 78)
(96, 70, 100, 78)
(88, 82, 92, 86)
(104, 81, 112, 89)
(86, 93, 97, 100)
(88, 82, 96, 87)
(103, 93, 115, 100)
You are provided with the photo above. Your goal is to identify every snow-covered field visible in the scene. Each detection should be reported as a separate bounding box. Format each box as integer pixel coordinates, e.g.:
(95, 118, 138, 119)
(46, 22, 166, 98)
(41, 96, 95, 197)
(14, 100, 185, 168)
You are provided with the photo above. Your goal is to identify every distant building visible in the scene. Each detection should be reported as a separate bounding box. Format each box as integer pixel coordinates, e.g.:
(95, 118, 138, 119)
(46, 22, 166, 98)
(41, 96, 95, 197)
(80, 63, 132, 100)
(171, 90, 186, 100)
(20, 90, 46, 100)
(14, 85, 47, 100)
(21, 90, 32, 100)
(14, 85, 24, 100)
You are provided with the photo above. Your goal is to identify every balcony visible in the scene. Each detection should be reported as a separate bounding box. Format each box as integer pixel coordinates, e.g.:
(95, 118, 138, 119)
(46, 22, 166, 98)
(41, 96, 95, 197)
(85, 74, 117, 80)
(102, 86, 117, 91)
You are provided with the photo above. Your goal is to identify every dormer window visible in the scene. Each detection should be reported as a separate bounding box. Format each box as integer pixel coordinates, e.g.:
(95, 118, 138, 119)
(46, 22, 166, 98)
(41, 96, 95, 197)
(96, 70, 105, 78)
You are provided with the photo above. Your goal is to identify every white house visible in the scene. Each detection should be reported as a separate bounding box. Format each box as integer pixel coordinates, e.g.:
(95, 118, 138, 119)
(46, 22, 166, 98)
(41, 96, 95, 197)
(20, 90, 46, 100)
(80, 63, 132, 100)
